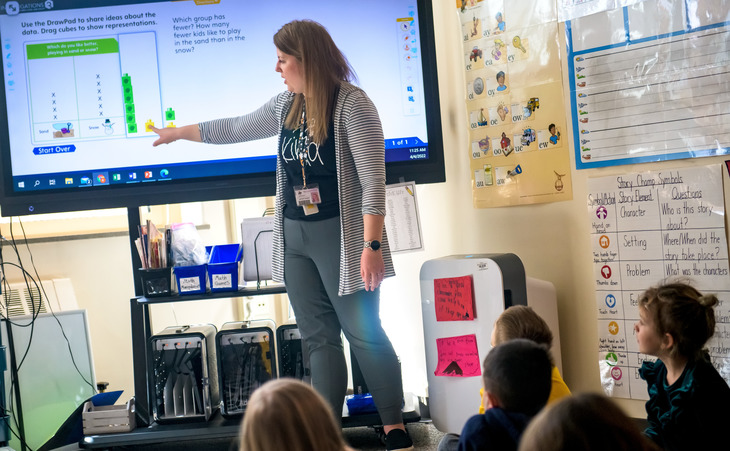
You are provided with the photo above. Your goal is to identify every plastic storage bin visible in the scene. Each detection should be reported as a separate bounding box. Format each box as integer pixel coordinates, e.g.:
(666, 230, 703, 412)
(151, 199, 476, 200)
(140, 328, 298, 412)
(82, 398, 136, 434)
(216, 320, 276, 417)
(139, 267, 172, 297)
(174, 264, 207, 295)
(207, 244, 242, 293)
(149, 324, 219, 423)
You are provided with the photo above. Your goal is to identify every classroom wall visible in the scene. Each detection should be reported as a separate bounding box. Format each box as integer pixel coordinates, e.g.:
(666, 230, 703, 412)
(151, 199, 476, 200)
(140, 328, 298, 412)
(3, 2, 729, 422)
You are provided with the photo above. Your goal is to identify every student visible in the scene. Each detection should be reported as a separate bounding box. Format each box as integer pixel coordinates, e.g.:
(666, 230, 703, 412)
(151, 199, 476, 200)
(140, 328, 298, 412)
(635, 282, 730, 451)
(492, 305, 571, 404)
(239, 378, 355, 451)
(518, 392, 659, 451)
(457, 339, 552, 451)
(438, 306, 569, 451)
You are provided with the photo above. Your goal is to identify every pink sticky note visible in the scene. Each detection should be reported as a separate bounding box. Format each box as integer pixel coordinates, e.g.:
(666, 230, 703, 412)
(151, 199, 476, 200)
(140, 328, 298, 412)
(434, 275, 476, 321)
(434, 334, 481, 377)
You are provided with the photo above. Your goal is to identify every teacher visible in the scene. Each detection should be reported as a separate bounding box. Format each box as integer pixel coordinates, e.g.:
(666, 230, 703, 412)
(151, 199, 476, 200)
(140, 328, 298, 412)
(151, 20, 412, 450)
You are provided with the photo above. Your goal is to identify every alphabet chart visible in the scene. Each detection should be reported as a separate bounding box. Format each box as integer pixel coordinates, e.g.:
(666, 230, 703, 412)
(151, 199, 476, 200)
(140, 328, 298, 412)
(567, 0, 730, 169)
(587, 164, 730, 399)
(457, 0, 572, 207)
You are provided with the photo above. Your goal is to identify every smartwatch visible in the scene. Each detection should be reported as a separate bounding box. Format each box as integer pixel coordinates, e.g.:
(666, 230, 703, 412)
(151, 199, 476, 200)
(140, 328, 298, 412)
(364, 240, 381, 251)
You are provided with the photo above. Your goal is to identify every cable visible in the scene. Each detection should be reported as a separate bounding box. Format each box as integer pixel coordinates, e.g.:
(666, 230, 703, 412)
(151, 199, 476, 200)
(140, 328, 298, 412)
(0, 230, 29, 450)
(0, 218, 97, 450)
(14, 218, 96, 390)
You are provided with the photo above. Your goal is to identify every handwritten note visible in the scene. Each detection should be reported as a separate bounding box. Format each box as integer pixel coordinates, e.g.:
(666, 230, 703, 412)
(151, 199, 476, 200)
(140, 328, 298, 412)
(587, 165, 730, 400)
(434, 334, 481, 377)
(434, 275, 476, 321)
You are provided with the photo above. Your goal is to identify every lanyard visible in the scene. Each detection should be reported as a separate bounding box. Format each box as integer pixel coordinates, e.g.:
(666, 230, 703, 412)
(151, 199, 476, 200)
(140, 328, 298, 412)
(297, 103, 309, 188)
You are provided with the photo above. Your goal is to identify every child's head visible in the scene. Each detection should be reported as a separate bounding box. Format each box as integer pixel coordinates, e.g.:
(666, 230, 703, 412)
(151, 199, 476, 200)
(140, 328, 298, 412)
(549, 123, 556, 135)
(482, 338, 552, 417)
(636, 282, 718, 360)
(240, 378, 348, 451)
(519, 392, 659, 451)
(492, 305, 553, 349)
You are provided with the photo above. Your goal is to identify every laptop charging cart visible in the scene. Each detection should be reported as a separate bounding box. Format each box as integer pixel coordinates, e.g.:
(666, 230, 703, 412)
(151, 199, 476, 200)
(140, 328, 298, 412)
(420, 254, 562, 435)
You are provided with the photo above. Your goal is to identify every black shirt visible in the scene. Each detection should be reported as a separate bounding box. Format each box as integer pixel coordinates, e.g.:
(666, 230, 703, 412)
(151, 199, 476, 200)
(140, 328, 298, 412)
(281, 113, 339, 220)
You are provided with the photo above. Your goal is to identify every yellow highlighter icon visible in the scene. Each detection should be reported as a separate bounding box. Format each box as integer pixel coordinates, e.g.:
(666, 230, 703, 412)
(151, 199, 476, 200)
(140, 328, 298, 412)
(513, 36, 526, 53)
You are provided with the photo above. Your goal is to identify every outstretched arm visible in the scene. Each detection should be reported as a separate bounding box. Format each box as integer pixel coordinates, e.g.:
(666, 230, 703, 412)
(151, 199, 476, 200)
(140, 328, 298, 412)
(150, 124, 202, 146)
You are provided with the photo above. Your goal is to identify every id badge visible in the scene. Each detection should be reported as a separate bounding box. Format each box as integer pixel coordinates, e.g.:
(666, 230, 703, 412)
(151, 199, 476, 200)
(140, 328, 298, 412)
(293, 184, 321, 215)
(293, 184, 321, 206)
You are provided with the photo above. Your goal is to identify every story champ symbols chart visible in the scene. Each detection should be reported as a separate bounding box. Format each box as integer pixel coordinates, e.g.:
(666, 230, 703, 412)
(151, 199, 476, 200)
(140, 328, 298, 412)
(588, 165, 730, 400)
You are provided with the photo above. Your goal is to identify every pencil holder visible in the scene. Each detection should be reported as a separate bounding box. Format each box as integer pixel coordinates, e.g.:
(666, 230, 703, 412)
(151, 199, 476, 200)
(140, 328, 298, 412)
(140, 267, 172, 298)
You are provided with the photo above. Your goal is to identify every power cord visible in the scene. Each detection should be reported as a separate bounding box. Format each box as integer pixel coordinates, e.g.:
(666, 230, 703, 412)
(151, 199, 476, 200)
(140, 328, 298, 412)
(1, 218, 97, 450)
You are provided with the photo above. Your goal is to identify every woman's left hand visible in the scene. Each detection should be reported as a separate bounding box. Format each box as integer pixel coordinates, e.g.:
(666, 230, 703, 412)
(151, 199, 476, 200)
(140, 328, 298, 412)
(361, 249, 385, 291)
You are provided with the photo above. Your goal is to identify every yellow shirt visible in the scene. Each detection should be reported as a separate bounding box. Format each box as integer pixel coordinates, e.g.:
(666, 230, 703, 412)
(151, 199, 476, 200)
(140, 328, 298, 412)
(478, 366, 571, 414)
(547, 365, 571, 404)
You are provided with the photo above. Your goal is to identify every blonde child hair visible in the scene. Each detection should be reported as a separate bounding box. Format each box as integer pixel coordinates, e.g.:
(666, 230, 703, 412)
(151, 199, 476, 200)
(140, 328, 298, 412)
(493, 305, 553, 348)
(239, 378, 353, 451)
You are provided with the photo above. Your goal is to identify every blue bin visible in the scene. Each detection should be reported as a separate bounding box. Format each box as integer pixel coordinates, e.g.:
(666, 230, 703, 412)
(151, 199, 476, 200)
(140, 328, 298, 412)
(174, 264, 207, 295)
(207, 244, 242, 292)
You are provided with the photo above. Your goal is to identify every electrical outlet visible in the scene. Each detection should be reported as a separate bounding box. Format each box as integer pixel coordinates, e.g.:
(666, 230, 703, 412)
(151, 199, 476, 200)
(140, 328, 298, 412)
(245, 297, 276, 321)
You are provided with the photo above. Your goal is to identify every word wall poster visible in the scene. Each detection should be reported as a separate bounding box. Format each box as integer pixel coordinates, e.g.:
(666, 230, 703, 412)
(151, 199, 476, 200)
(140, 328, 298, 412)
(587, 165, 730, 400)
(457, 0, 573, 207)
(566, 0, 730, 169)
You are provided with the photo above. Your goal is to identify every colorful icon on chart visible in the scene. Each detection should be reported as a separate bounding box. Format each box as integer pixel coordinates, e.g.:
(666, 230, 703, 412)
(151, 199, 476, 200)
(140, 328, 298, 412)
(605, 352, 618, 366)
(599, 235, 610, 248)
(610, 366, 623, 381)
(605, 294, 616, 309)
(596, 206, 608, 219)
(608, 321, 619, 335)
(601, 265, 612, 279)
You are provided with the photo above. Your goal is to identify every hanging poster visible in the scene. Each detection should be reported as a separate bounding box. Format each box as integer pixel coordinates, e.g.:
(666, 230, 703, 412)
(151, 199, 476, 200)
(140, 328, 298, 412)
(385, 181, 424, 253)
(567, 0, 730, 169)
(458, 0, 573, 208)
(587, 164, 730, 399)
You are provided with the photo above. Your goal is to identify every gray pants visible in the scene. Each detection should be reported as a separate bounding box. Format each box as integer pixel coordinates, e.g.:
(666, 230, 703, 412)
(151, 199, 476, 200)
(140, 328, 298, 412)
(283, 216, 404, 425)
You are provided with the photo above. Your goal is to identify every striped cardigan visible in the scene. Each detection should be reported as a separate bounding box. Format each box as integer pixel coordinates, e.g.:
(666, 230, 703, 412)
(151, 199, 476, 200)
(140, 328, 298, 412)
(199, 82, 394, 296)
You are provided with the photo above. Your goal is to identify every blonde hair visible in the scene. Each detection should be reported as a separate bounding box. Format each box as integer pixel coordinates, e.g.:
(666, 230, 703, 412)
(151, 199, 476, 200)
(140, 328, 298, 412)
(638, 281, 718, 360)
(239, 379, 350, 451)
(494, 305, 553, 348)
(274, 20, 355, 145)
(519, 393, 659, 451)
